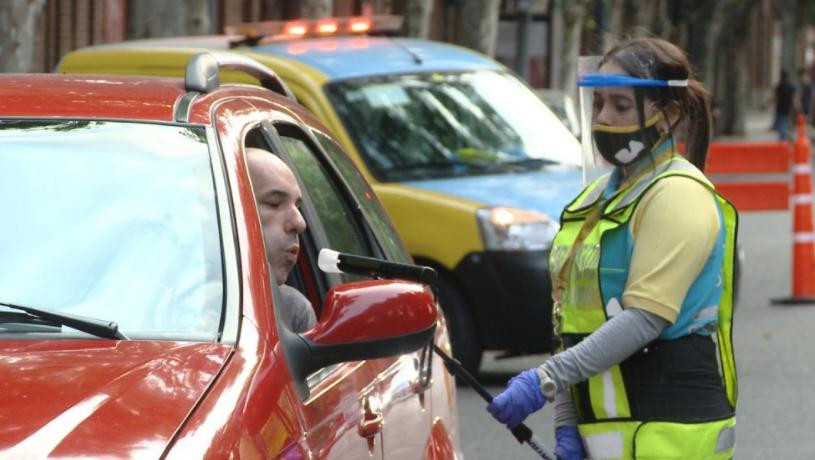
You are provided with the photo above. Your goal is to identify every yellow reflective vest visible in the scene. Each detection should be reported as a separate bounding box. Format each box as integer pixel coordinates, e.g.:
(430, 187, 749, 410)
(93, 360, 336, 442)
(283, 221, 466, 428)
(549, 153, 738, 459)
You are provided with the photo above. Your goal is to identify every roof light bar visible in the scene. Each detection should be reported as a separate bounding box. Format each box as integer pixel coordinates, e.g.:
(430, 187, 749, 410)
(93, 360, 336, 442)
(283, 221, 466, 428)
(225, 15, 403, 40)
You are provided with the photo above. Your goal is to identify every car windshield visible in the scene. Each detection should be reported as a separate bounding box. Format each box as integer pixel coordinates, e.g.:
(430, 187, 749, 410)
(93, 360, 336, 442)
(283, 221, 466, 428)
(0, 120, 223, 340)
(326, 70, 581, 182)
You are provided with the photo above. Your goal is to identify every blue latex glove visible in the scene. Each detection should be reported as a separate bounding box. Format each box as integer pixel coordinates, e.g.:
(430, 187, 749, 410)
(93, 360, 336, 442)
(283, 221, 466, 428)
(486, 368, 546, 428)
(555, 425, 586, 460)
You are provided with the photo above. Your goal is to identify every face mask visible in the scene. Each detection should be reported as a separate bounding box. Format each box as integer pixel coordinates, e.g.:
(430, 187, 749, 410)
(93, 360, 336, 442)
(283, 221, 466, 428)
(592, 112, 665, 167)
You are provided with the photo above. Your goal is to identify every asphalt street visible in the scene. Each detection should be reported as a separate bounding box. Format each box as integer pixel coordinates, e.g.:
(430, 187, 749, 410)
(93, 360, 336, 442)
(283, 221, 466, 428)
(456, 208, 815, 459)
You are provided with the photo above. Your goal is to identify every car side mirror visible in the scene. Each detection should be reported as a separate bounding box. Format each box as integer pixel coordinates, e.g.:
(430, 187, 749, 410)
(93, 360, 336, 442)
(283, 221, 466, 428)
(280, 279, 437, 400)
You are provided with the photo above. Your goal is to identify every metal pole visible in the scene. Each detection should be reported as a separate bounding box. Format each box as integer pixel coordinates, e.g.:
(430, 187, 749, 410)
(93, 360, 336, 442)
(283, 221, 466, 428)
(431, 344, 559, 460)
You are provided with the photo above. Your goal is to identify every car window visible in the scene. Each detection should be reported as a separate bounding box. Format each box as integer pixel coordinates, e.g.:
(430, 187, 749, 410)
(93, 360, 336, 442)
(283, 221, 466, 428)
(0, 120, 223, 340)
(312, 131, 412, 264)
(326, 69, 581, 182)
(276, 128, 369, 284)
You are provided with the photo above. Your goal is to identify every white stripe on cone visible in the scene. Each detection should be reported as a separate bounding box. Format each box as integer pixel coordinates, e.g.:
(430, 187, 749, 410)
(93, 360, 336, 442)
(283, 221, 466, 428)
(794, 232, 815, 243)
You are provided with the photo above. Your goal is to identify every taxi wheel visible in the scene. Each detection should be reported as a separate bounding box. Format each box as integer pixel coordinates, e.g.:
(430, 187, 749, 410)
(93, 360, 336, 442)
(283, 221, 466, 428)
(438, 276, 482, 375)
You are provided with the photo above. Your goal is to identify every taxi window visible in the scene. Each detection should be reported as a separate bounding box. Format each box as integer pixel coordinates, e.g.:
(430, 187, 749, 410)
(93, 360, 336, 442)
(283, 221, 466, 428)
(326, 70, 581, 182)
(278, 132, 369, 284)
(312, 131, 412, 264)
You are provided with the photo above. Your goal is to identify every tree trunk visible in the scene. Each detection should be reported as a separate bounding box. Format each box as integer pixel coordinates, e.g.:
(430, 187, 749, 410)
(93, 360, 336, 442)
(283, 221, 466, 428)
(0, 0, 46, 72)
(716, 0, 759, 135)
(301, 0, 332, 18)
(127, 1, 188, 39)
(643, 0, 674, 40)
(394, 0, 433, 38)
(684, 0, 719, 92)
(775, 0, 798, 76)
(188, 0, 213, 35)
(603, 0, 646, 48)
(557, 0, 590, 94)
(453, 0, 501, 57)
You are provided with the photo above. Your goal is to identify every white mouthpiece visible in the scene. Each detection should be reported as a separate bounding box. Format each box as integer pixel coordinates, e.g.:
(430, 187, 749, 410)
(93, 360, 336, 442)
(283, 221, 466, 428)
(318, 248, 342, 274)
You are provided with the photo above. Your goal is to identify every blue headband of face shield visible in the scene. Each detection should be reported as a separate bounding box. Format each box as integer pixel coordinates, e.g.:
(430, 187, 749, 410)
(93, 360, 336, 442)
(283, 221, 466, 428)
(578, 73, 689, 88)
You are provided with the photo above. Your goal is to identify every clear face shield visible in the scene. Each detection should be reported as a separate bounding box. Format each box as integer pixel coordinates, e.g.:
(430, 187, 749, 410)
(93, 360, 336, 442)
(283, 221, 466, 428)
(577, 56, 610, 185)
(577, 57, 689, 184)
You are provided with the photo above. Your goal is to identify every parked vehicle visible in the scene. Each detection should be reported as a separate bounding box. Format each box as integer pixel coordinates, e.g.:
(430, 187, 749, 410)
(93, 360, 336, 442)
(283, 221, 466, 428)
(0, 53, 460, 458)
(58, 16, 585, 373)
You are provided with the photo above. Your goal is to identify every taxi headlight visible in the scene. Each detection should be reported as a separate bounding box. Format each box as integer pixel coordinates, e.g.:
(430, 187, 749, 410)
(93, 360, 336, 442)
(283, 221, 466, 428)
(476, 207, 559, 251)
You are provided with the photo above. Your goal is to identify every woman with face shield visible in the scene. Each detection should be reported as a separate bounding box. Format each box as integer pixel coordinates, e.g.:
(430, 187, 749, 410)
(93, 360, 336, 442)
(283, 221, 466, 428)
(486, 38, 738, 460)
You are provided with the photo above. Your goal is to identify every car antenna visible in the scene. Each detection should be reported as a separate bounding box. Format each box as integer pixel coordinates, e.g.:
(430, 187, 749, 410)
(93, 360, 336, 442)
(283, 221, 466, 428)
(228, 34, 263, 49)
(387, 36, 423, 65)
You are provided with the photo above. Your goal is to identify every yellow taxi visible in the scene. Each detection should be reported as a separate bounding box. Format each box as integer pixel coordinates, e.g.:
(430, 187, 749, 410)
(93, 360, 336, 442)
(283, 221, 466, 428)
(58, 16, 583, 372)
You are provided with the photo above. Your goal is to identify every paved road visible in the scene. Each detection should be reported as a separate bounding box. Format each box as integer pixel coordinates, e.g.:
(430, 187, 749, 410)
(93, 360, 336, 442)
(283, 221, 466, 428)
(456, 209, 815, 459)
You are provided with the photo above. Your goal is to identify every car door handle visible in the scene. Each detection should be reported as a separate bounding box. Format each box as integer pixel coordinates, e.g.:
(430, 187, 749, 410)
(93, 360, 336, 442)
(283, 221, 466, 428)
(358, 396, 383, 438)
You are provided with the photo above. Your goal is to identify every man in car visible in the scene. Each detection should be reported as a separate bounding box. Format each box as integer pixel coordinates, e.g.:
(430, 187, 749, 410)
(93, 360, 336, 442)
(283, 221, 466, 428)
(247, 147, 317, 333)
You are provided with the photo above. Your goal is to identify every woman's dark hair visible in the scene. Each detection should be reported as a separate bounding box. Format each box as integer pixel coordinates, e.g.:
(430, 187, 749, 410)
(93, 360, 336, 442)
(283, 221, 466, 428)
(600, 37, 711, 171)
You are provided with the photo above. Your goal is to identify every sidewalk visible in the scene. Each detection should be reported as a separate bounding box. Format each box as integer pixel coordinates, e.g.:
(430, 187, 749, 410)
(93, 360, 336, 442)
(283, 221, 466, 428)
(714, 108, 777, 142)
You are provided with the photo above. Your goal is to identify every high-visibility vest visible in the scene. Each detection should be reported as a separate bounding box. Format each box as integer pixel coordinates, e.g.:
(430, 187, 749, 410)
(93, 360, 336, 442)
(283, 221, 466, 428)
(549, 152, 738, 460)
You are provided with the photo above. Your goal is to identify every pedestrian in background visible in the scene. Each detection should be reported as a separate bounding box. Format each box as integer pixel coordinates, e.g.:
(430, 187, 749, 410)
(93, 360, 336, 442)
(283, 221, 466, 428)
(799, 68, 814, 125)
(486, 37, 738, 460)
(774, 70, 796, 140)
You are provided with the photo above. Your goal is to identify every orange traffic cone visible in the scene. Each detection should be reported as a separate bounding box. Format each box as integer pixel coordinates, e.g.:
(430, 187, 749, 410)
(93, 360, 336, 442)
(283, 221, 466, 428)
(773, 114, 815, 304)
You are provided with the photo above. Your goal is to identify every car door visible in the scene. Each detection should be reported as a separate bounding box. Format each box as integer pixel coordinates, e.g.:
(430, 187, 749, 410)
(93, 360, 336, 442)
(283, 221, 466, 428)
(247, 120, 383, 459)
(258, 119, 434, 459)
(308, 130, 442, 459)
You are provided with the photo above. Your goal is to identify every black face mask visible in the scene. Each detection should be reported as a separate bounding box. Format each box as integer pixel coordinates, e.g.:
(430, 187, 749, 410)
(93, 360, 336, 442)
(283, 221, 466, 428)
(592, 113, 665, 167)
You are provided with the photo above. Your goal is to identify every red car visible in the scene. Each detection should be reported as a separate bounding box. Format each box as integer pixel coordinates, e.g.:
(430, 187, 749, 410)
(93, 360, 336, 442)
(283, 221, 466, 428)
(0, 53, 461, 458)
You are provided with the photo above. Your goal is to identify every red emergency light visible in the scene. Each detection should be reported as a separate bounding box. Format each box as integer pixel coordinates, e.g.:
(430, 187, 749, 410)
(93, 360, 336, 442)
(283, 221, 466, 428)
(315, 19, 339, 35)
(283, 21, 308, 36)
(348, 18, 372, 33)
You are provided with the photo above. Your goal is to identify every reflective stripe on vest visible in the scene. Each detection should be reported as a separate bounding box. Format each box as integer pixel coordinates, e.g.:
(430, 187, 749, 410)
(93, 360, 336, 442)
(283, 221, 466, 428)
(577, 417, 736, 460)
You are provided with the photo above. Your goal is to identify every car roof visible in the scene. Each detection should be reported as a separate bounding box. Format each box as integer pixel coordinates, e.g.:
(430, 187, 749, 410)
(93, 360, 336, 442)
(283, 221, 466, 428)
(79, 35, 504, 81)
(251, 36, 502, 80)
(0, 74, 185, 121)
(0, 73, 301, 127)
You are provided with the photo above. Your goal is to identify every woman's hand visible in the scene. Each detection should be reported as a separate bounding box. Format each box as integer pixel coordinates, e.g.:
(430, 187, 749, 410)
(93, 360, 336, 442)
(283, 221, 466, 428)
(486, 368, 546, 428)
(555, 425, 586, 460)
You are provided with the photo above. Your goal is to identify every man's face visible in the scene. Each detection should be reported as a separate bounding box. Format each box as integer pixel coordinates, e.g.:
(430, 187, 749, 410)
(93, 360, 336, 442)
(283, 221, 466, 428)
(247, 149, 307, 285)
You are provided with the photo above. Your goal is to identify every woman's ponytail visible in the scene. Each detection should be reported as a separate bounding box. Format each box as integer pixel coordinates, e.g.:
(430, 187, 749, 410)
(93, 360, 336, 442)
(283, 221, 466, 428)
(683, 80, 712, 171)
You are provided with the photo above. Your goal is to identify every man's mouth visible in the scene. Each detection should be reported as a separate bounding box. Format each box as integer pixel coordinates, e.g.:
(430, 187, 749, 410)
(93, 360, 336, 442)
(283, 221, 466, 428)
(285, 245, 299, 262)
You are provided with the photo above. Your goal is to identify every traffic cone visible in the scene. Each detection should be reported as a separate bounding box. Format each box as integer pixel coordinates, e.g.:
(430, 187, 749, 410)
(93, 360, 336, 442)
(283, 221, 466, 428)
(773, 114, 815, 304)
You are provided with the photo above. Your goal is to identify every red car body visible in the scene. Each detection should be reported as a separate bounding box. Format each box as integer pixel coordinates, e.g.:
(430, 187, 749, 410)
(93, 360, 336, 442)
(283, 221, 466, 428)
(0, 66, 461, 458)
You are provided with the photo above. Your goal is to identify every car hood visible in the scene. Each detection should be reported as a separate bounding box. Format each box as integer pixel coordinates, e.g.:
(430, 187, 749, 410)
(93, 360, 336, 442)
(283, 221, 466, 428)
(403, 167, 584, 219)
(0, 340, 232, 458)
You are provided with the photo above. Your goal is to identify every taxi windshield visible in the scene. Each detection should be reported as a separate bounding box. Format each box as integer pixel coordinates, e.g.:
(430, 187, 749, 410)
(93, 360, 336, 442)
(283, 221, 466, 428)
(326, 70, 581, 182)
(0, 120, 223, 340)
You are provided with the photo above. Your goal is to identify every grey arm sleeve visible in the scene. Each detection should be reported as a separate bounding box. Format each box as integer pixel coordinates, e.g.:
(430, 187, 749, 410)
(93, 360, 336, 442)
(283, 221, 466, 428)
(554, 389, 579, 428)
(542, 307, 668, 398)
(546, 308, 667, 427)
(278, 284, 317, 333)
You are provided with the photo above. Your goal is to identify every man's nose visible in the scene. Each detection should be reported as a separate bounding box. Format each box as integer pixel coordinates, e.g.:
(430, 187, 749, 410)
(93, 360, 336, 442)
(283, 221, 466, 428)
(287, 207, 307, 234)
